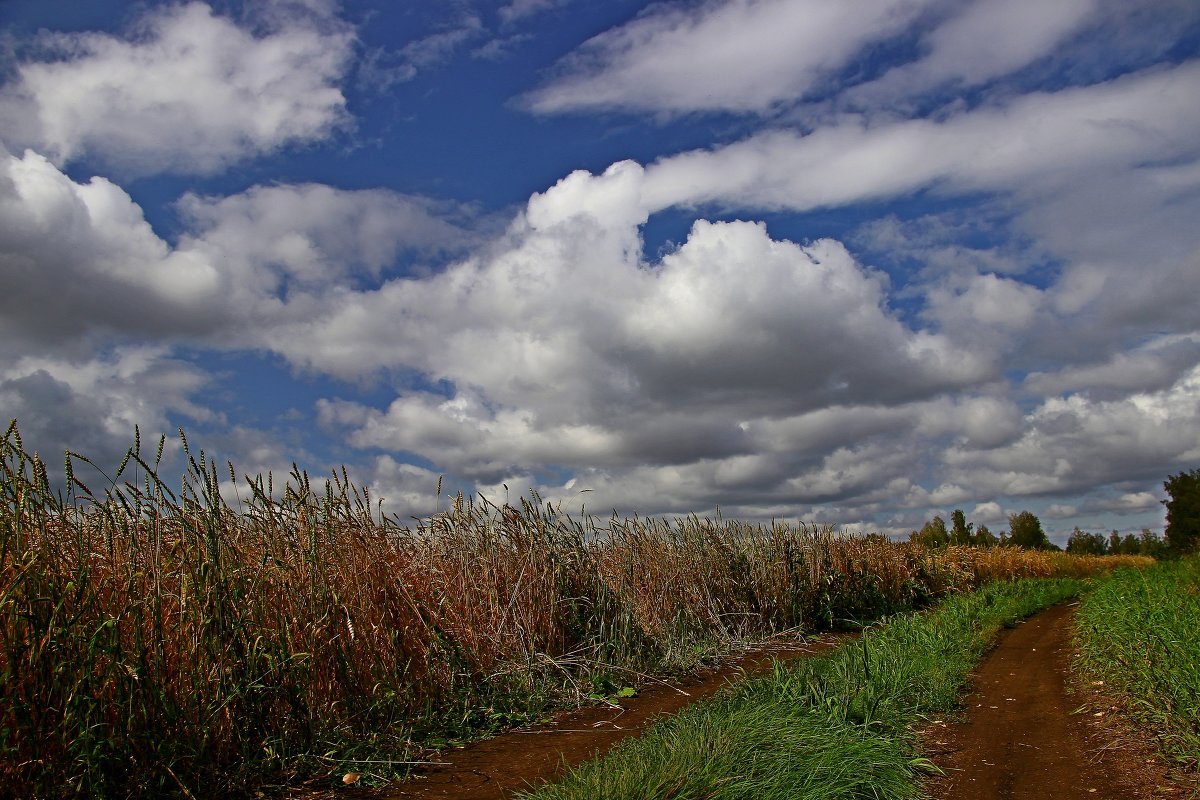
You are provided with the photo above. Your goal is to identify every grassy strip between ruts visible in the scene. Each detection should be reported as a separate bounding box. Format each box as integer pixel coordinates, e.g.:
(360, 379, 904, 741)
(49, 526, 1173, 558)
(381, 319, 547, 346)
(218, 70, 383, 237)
(1073, 556, 1200, 772)
(519, 577, 1087, 800)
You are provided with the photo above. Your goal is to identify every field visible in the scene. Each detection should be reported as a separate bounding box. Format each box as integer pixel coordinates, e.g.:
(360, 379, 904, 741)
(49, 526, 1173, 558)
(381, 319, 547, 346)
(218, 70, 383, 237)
(1074, 557, 1200, 770)
(0, 423, 1154, 797)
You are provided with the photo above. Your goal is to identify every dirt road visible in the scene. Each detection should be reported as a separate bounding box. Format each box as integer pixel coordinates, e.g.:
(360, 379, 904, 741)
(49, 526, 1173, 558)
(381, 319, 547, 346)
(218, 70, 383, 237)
(923, 602, 1186, 800)
(382, 634, 848, 799)
(365, 604, 1188, 800)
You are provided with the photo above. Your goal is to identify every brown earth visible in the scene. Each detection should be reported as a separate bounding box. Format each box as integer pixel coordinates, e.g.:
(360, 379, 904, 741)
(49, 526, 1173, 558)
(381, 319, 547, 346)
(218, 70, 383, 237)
(378, 632, 851, 799)
(922, 602, 1193, 800)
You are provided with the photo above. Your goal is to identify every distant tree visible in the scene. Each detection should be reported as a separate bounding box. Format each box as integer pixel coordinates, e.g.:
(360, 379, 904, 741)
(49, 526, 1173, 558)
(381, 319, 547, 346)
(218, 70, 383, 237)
(950, 509, 974, 546)
(1108, 530, 1122, 554)
(911, 516, 950, 548)
(1008, 511, 1050, 550)
(1066, 527, 1107, 555)
(973, 524, 999, 548)
(1138, 528, 1170, 559)
(1163, 469, 1200, 555)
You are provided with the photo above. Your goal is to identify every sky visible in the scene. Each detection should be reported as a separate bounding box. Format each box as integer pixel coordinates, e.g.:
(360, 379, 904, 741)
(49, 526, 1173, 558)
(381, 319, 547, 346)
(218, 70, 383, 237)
(1, 0, 1198, 544)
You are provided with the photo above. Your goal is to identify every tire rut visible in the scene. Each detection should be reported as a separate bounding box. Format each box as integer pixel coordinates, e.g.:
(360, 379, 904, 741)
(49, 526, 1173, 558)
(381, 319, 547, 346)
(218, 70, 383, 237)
(379, 633, 851, 799)
(922, 602, 1186, 800)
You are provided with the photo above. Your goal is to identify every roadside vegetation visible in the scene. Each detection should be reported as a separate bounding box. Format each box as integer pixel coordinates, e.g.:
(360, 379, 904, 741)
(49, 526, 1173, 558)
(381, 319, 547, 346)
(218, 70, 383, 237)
(520, 578, 1087, 800)
(0, 422, 1157, 797)
(1074, 556, 1200, 771)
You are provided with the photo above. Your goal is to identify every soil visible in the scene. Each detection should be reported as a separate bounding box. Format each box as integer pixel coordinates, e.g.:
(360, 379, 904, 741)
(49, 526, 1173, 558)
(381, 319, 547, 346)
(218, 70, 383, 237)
(921, 602, 1194, 800)
(378, 632, 851, 799)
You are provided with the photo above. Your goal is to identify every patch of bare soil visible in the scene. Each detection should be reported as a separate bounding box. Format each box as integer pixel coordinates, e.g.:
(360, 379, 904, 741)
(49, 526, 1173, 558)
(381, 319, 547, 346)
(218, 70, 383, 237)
(922, 602, 1193, 800)
(377, 632, 851, 800)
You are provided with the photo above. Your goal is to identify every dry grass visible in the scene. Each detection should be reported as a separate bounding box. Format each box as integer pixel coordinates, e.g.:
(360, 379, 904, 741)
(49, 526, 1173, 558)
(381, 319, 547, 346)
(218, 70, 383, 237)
(0, 422, 1149, 797)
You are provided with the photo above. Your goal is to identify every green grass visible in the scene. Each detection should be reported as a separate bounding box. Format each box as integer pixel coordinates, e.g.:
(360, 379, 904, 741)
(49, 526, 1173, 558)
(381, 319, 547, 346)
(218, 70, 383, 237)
(518, 578, 1086, 800)
(1074, 557, 1200, 769)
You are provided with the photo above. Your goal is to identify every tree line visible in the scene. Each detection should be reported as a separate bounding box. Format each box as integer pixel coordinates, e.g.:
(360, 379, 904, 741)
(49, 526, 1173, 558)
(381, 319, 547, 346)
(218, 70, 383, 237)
(908, 468, 1199, 557)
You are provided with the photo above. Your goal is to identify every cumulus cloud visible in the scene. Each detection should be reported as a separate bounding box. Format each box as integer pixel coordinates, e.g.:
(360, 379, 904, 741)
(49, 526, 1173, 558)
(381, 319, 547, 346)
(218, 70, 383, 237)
(1024, 335, 1200, 398)
(0, 2, 353, 175)
(0, 143, 487, 487)
(0, 144, 480, 360)
(359, 455, 449, 520)
(299, 163, 989, 493)
(0, 145, 221, 357)
(281, 191, 1032, 524)
(640, 62, 1200, 384)
(923, 273, 1045, 340)
(524, 0, 935, 115)
(944, 364, 1200, 497)
(175, 183, 480, 301)
(0, 347, 212, 476)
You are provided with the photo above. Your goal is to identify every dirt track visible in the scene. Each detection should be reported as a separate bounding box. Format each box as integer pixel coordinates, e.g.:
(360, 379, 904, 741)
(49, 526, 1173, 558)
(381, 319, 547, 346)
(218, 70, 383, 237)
(382, 634, 849, 799)
(373, 604, 1188, 800)
(922, 602, 1187, 800)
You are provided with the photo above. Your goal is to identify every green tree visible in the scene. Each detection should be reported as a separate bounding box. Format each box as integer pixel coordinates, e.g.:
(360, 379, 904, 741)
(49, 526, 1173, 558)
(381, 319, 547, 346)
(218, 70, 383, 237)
(973, 524, 998, 548)
(910, 515, 949, 548)
(1007, 511, 1050, 550)
(1138, 528, 1169, 559)
(950, 509, 974, 546)
(1163, 468, 1200, 555)
(1066, 527, 1107, 555)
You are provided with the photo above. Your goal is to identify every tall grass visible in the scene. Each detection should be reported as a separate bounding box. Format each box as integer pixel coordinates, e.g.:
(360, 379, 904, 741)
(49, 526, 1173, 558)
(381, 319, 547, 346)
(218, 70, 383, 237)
(1074, 557, 1200, 769)
(0, 422, 1150, 797)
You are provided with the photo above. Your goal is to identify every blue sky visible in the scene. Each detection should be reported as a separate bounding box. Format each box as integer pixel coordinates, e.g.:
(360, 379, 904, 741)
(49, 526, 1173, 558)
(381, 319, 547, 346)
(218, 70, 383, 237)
(2, 0, 1199, 543)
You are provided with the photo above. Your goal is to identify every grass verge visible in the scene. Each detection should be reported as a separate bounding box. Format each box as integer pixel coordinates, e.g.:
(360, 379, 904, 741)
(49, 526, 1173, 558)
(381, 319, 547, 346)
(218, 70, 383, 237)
(1073, 557, 1200, 771)
(518, 578, 1086, 800)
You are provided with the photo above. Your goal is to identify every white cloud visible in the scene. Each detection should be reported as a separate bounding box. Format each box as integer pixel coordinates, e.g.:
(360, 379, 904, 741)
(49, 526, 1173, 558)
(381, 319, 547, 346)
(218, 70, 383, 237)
(0, 145, 221, 356)
(299, 163, 990, 491)
(970, 501, 1004, 525)
(525, 0, 1197, 122)
(176, 182, 478, 299)
(641, 62, 1200, 213)
(0, 346, 211, 477)
(0, 2, 353, 176)
(944, 364, 1200, 497)
(1024, 334, 1200, 397)
(399, 15, 485, 69)
(913, 394, 1024, 450)
(358, 12, 489, 88)
(844, 0, 1100, 109)
(524, 0, 935, 115)
(637, 62, 1200, 392)
(853, 212, 1030, 277)
(360, 455, 449, 520)
(499, 0, 570, 25)
(0, 137, 484, 360)
(923, 273, 1045, 338)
